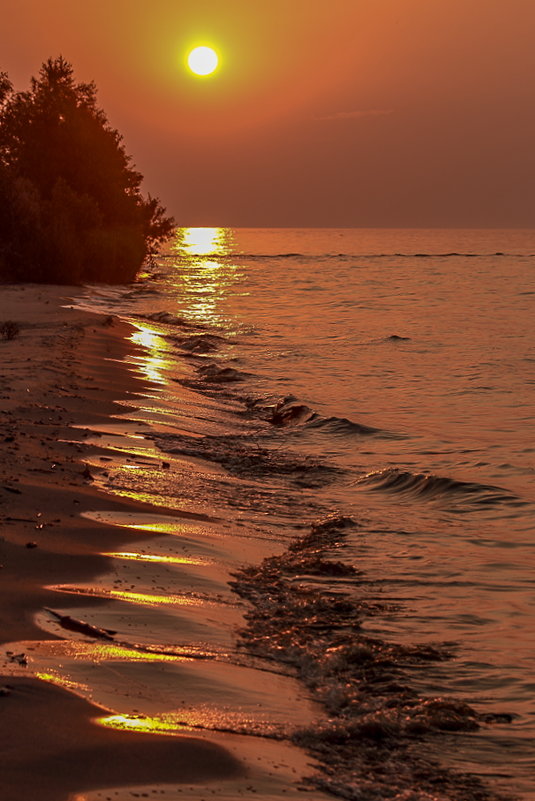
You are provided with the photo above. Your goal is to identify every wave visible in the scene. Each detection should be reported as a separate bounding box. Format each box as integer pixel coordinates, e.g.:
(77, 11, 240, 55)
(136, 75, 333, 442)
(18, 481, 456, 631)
(259, 397, 395, 438)
(161, 252, 306, 260)
(162, 251, 534, 261)
(151, 431, 342, 486)
(267, 401, 316, 427)
(231, 514, 504, 801)
(305, 415, 385, 437)
(143, 311, 207, 330)
(174, 333, 229, 354)
(197, 363, 248, 383)
(355, 468, 518, 506)
(382, 252, 530, 259)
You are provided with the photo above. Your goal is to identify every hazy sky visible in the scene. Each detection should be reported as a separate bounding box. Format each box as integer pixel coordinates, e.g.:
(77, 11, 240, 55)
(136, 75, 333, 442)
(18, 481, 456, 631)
(1, 0, 534, 227)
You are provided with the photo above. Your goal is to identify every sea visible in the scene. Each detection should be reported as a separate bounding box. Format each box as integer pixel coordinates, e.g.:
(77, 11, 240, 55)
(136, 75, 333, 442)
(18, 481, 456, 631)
(70, 228, 534, 800)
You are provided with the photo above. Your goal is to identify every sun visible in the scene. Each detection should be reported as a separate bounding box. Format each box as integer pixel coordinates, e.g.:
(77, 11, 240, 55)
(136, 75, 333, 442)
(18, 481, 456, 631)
(187, 46, 219, 77)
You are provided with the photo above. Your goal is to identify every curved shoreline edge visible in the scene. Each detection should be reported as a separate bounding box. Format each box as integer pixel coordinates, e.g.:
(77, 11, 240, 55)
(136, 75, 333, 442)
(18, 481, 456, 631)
(0, 286, 247, 801)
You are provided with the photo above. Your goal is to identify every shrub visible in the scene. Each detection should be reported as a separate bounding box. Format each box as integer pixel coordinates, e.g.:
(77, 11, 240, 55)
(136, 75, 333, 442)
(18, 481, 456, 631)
(0, 57, 174, 284)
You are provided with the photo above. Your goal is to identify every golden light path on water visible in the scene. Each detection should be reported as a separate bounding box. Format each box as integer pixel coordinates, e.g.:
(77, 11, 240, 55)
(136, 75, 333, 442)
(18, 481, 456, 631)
(172, 227, 245, 326)
(36, 671, 90, 694)
(129, 325, 171, 384)
(35, 676, 197, 735)
(179, 226, 228, 255)
(127, 228, 246, 375)
(96, 713, 191, 735)
(34, 641, 186, 663)
(103, 551, 206, 566)
(81, 510, 211, 536)
(48, 584, 202, 608)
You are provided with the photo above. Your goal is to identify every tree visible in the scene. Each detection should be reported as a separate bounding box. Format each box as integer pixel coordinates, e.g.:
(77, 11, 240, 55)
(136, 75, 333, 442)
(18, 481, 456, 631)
(0, 57, 174, 283)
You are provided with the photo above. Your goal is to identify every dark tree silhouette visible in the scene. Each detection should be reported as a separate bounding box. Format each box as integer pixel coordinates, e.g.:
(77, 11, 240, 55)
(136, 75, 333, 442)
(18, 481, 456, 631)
(0, 57, 174, 284)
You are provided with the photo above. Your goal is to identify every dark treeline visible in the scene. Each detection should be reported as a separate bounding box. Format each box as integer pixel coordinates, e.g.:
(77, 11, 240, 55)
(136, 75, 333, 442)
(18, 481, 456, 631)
(0, 57, 174, 284)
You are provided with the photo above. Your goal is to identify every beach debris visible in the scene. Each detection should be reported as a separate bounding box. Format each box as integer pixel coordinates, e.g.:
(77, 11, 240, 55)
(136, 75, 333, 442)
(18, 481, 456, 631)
(44, 608, 117, 641)
(0, 320, 20, 341)
(480, 712, 514, 724)
(81, 464, 93, 480)
(6, 652, 27, 666)
(25, 541, 38, 549)
(2, 485, 21, 494)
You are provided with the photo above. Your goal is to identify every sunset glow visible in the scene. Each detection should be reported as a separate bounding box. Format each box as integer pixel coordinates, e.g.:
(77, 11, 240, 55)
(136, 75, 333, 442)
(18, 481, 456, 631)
(1, 5, 535, 801)
(1, 3, 533, 225)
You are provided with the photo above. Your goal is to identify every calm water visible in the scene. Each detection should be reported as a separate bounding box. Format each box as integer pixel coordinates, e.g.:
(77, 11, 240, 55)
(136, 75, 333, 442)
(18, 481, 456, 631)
(74, 228, 535, 799)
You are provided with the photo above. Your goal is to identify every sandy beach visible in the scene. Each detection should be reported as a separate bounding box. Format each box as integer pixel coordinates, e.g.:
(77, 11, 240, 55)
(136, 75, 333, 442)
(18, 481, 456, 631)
(0, 285, 322, 801)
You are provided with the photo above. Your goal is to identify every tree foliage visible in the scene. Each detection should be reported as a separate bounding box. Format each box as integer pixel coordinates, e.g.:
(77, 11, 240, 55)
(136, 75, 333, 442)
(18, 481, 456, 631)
(0, 57, 174, 284)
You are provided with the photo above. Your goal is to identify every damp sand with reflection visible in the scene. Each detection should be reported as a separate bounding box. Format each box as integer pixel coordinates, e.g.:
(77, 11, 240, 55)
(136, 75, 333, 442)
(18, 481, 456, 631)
(0, 285, 321, 801)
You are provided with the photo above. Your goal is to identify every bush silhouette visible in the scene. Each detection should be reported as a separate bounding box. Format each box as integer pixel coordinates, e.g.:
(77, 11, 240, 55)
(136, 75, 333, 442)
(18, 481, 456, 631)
(0, 57, 173, 284)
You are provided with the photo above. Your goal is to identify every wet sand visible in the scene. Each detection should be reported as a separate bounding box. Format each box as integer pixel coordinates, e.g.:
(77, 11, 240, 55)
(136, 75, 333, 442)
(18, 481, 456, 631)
(0, 285, 323, 801)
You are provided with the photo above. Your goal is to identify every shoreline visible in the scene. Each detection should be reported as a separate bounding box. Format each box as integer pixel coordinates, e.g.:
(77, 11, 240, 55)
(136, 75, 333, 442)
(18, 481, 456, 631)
(0, 285, 321, 801)
(1, 279, 517, 801)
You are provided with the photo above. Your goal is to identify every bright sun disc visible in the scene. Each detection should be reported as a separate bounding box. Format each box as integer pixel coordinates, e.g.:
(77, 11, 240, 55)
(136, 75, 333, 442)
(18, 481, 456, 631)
(187, 46, 218, 76)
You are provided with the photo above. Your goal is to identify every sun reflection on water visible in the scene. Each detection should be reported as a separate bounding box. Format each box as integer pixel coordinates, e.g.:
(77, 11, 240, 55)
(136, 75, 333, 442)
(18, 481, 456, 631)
(81, 510, 212, 535)
(103, 551, 206, 566)
(96, 713, 192, 735)
(171, 227, 245, 327)
(129, 324, 171, 385)
(48, 584, 204, 608)
(178, 227, 230, 256)
(36, 671, 90, 693)
(28, 639, 195, 665)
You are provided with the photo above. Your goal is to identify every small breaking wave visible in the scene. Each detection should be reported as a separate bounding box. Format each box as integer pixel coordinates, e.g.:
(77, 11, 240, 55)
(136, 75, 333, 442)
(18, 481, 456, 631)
(196, 363, 248, 383)
(142, 311, 207, 330)
(151, 431, 342, 486)
(231, 515, 509, 801)
(355, 468, 519, 507)
(246, 396, 392, 438)
(305, 415, 386, 437)
(173, 333, 230, 354)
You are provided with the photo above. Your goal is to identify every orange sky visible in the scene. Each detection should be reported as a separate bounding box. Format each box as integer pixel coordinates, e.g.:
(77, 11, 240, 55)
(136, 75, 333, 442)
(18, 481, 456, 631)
(1, 0, 534, 226)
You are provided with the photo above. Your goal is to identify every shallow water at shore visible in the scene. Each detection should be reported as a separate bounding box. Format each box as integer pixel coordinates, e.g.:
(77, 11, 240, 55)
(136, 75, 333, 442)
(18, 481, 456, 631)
(2, 228, 534, 800)
(69, 227, 535, 799)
